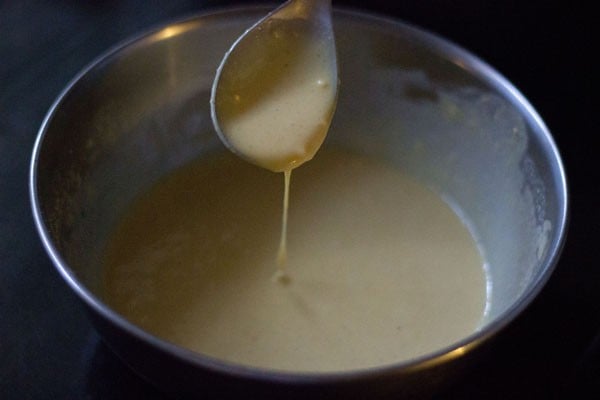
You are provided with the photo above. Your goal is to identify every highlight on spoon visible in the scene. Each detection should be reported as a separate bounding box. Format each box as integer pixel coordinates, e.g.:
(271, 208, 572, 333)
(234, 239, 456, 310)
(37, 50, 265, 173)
(210, 0, 338, 173)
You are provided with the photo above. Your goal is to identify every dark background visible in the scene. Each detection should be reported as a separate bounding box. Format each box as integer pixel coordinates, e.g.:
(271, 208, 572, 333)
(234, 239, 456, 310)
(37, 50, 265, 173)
(1, 1, 596, 398)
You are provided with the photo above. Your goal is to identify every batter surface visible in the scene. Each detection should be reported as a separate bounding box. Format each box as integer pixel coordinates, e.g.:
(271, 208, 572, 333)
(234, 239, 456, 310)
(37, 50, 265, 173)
(103, 149, 487, 372)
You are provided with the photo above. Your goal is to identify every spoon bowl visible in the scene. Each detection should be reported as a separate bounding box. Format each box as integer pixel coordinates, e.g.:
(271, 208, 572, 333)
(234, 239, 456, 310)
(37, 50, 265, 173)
(210, 0, 338, 172)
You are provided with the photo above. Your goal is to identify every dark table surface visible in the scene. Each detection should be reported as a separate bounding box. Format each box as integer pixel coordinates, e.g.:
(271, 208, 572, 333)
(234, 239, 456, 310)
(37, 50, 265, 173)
(1, 1, 597, 398)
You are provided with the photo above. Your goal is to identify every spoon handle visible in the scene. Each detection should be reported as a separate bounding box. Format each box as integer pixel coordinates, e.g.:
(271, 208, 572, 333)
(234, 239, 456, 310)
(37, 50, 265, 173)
(276, 0, 332, 21)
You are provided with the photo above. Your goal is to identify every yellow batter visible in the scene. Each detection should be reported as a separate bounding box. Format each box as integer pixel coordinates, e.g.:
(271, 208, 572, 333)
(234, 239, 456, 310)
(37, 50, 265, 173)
(103, 149, 487, 372)
(212, 15, 337, 173)
(211, 12, 338, 271)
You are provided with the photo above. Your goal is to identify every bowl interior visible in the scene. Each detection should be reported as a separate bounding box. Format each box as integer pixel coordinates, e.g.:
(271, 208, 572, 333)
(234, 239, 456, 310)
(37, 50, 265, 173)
(32, 8, 566, 367)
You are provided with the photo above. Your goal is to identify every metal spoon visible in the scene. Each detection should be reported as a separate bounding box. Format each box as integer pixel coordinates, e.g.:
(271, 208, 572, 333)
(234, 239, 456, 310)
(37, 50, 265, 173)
(210, 0, 338, 173)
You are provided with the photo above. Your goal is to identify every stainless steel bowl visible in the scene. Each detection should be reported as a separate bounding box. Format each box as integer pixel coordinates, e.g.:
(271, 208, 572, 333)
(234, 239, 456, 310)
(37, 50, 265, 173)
(30, 6, 567, 399)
